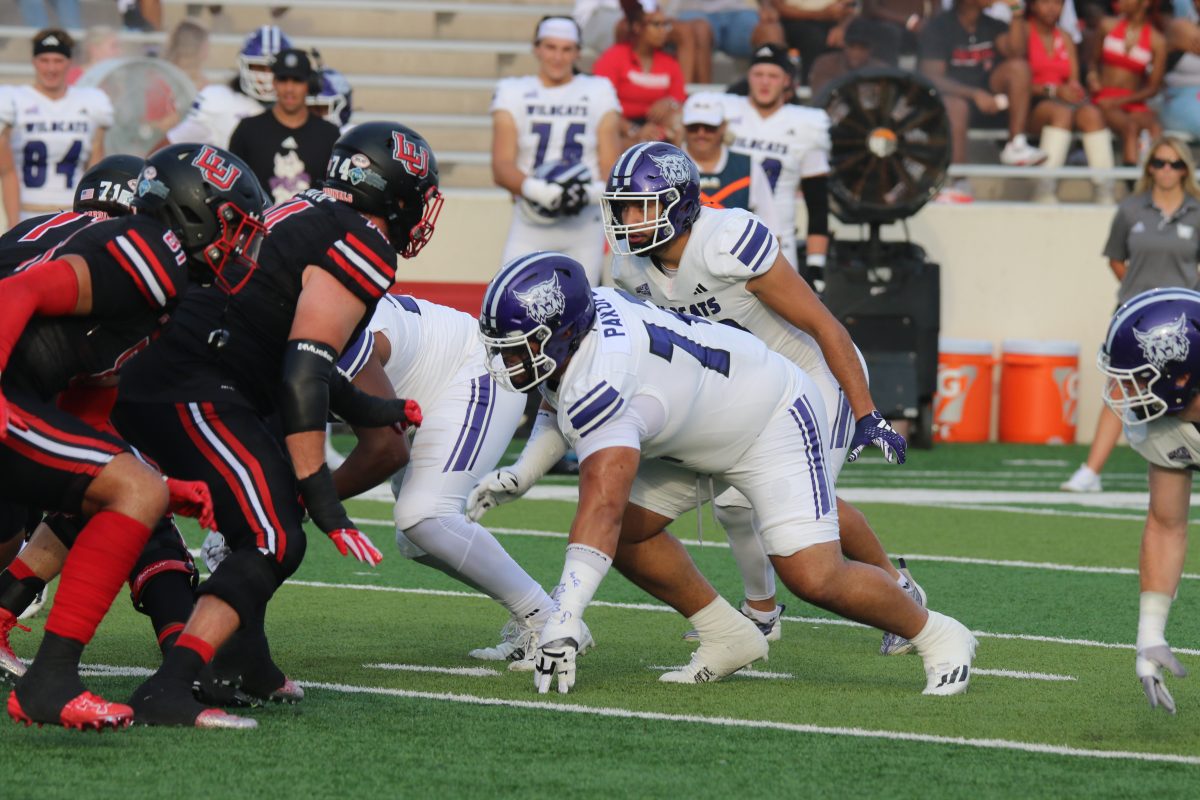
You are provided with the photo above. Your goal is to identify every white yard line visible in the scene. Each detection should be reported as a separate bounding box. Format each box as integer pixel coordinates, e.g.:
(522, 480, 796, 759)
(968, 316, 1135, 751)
(283, 580, 1200, 656)
(363, 663, 500, 678)
(972, 668, 1076, 682)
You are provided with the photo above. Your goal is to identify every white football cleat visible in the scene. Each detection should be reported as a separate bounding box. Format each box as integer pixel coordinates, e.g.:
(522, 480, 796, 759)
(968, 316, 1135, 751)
(916, 611, 977, 696)
(881, 559, 926, 656)
(509, 619, 594, 672)
(660, 614, 768, 684)
(1060, 464, 1102, 493)
(468, 616, 534, 662)
(16, 588, 45, 621)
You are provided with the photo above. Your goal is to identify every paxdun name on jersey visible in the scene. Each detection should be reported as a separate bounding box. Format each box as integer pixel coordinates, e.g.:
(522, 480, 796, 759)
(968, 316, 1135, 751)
(525, 104, 589, 117)
(24, 120, 91, 134)
(595, 294, 625, 338)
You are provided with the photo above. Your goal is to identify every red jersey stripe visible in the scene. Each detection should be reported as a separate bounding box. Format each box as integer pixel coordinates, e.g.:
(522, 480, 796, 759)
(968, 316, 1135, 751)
(126, 227, 177, 298)
(105, 240, 155, 305)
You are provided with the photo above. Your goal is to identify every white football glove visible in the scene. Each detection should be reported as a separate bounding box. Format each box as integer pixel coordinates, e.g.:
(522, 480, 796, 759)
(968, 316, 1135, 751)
(1137, 644, 1188, 714)
(466, 468, 530, 522)
(534, 609, 583, 695)
(521, 177, 564, 211)
(200, 530, 230, 573)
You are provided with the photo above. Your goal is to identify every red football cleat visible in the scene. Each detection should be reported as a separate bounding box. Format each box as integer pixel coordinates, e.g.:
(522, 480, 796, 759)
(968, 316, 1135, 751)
(0, 609, 30, 683)
(8, 689, 133, 731)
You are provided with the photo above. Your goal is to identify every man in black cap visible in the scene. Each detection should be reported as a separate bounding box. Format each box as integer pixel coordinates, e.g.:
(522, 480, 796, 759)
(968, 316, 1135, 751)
(228, 47, 340, 205)
(808, 17, 892, 95)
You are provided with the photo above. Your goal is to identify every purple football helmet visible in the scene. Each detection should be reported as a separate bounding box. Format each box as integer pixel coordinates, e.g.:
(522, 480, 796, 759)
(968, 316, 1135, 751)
(602, 142, 701, 256)
(239, 25, 292, 102)
(1099, 287, 1200, 422)
(308, 67, 352, 128)
(479, 252, 596, 393)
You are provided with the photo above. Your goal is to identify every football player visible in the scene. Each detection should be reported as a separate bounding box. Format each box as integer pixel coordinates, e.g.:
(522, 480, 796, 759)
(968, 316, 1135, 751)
(491, 16, 622, 285)
(0, 142, 268, 730)
(113, 123, 440, 729)
(473, 143, 925, 655)
(318, 294, 578, 666)
(161, 25, 290, 150)
(308, 66, 354, 133)
(476, 252, 976, 695)
(0, 29, 113, 227)
(722, 44, 831, 276)
(1097, 287, 1200, 714)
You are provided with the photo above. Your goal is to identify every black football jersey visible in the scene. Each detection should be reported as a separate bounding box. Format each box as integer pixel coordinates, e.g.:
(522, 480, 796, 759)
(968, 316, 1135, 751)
(0, 211, 96, 276)
(118, 189, 399, 414)
(1, 215, 189, 400)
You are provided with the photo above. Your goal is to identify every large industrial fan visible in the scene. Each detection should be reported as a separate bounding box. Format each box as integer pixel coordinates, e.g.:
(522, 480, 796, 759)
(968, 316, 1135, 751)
(814, 67, 950, 447)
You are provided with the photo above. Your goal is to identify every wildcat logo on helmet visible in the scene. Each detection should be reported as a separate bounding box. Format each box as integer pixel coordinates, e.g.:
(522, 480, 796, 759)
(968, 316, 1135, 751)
(649, 152, 693, 185)
(514, 273, 566, 324)
(1134, 314, 1191, 369)
(192, 146, 242, 191)
(392, 132, 429, 179)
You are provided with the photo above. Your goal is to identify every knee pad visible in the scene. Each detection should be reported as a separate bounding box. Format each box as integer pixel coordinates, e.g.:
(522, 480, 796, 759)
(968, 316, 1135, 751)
(395, 529, 428, 560)
(195, 548, 279, 625)
(128, 522, 198, 613)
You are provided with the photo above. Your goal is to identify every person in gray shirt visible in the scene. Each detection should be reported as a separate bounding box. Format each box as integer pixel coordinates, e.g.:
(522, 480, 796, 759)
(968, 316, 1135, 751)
(1063, 135, 1200, 492)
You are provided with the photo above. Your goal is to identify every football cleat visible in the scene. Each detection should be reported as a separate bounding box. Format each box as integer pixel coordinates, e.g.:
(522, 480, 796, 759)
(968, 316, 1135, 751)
(194, 708, 258, 730)
(660, 615, 768, 684)
(916, 611, 977, 696)
(0, 609, 30, 683)
(17, 588, 45, 620)
(134, 676, 257, 728)
(682, 602, 784, 643)
(8, 689, 133, 731)
(468, 616, 535, 662)
(194, 666, 303, 708)
(881, 559, 927, 656)
(509, 619, 594, 673)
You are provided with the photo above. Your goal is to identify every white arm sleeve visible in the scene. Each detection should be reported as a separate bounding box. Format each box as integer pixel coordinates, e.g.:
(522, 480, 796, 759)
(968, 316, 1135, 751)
(512, 408, 571, 484)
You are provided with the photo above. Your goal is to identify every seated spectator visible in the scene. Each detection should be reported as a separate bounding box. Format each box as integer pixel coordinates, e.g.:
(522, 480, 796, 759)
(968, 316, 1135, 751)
(861, 0, 932, 64)
(1025, 0, 1114, 202)
(681, 92, 779, 230)
(809, 17, 891, 95)
(1160, 0, 1200, 137)
(773, 0, 858, 84)
(920, 0, 1045, 202)
(1087, 0, 1165, 166)
(669, 0, 785, 63)
(581, 0, 715, 82)
(594, 0, 687, 148)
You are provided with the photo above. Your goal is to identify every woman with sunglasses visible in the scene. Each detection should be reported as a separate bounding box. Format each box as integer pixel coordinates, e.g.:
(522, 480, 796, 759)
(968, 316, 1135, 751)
(1063, 136, 1200, 493)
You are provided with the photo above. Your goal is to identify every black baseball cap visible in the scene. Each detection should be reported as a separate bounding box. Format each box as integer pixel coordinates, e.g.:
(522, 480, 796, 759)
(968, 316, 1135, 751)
(272, 48, 313, 80)
(749, 44, 794, 81)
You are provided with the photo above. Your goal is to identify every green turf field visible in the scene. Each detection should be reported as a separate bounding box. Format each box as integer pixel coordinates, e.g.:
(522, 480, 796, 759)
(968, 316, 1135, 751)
(4, 441, 1199, 798)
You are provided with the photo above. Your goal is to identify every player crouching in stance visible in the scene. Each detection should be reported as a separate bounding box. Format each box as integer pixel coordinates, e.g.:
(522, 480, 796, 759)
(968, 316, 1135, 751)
(0, 144, 268, 730)
(1097, 287, 1200, 713)
(114, 123, 438, 729)
(477, 253, 976, 695)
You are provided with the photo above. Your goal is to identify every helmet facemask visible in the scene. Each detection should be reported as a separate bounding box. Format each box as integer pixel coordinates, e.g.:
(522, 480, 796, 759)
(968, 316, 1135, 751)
(601, 188, 680, 256)
(480, 324, 557, 393)
(390, 185, 444, 259)
(199, 201, 267, 294)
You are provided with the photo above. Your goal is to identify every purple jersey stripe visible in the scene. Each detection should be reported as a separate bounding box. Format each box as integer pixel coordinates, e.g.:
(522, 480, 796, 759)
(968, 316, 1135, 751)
(729, 218, 756, 256)
(790, 395, 832, 518)
(443, 378, 480, 472)
(336, 329, 375, 380)
(577, 397, 625, 437)
(570, 386, 621, 433)
(734, 222, 770, 270)
(454, 374, 495, 472)
(567, 381, 609, 415)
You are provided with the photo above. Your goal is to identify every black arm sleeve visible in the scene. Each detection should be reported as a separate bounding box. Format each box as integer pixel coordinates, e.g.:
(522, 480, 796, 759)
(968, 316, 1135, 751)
(280, 339, 338, 436)
(800, 175, 830, 237)
(328, 370, 414, 428)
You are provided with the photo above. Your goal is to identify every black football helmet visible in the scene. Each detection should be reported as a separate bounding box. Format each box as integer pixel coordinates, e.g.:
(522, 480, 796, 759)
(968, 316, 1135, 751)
(322, 121, 443, 259)
(132, 143, 270, 290)
(73, 154, 145, 219)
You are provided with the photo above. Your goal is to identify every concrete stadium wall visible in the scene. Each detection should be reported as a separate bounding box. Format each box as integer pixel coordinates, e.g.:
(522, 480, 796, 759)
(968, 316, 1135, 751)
(404, 194, 1120, 444)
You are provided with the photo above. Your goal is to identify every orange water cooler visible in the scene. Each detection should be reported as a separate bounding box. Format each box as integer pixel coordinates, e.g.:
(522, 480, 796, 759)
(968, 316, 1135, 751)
(934, 338, 994, 443)
(999, 339, 1079, 444)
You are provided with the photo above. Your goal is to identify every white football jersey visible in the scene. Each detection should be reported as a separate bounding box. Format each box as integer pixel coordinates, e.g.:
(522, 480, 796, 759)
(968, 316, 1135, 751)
(366, 294, 483, 405)
(490, 74, 620, 181)
(542, 287, 801, 474)
(0, 85, 112, 217)
(166, 84, 264, 149)
(1124, 416, 1200, 471)
(722, 96, 831, 258)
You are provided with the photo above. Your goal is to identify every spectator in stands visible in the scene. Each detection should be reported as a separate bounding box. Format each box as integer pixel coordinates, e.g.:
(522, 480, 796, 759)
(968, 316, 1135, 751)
(119, 0, 162, 31)
(861, 0, 938, 64)
(1024, 0, 1114, 203)
(18, 1, 81, 30)
(773, 0, 858, 85)
(228, 48, 340, 204)
(809, 17, 891, 95)
(1063, 136, 1200, 492)
(593, 0, 688, 149)
(1159, 0, 1200, 137)
(682, 92, 779, 230)
(671, 1, 786, 63)
(578, 0, 715, 82)
(920, 0, 1046, 203)
(1088, 0, 1165, 166)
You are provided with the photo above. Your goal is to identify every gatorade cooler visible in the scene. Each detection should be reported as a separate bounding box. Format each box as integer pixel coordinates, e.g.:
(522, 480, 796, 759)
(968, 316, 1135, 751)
(999, 339, 1079, 444)
(934, 338, 994, 443)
